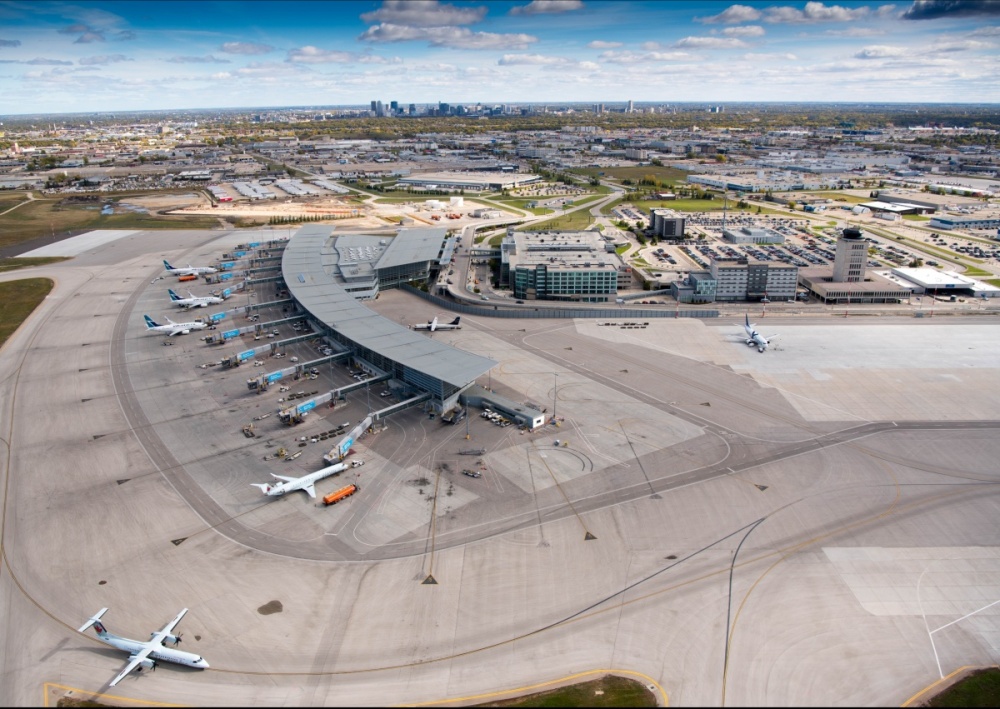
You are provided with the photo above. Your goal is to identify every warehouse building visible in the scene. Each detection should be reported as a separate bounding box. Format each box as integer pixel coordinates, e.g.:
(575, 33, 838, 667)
(722, 225, 785, 244)
(396, 171, 541, 192)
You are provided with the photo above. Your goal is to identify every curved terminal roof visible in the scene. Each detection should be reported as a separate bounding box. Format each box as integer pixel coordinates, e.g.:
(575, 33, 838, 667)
(281, 225, 496, 391)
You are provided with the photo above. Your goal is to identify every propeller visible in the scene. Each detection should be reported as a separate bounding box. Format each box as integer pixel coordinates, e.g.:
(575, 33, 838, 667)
(174, 633, 183, 646)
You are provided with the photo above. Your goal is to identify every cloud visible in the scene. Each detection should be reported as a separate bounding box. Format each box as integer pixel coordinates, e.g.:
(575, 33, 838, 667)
(764, 2, 872, 23)
(587, 40, 621, 49)
(510, 0, 584, 15)
(743, 52, 798, 60)
(599, 50, 691, 64)
(0, 39, 22, 47)
(901, 0, 1000, 20)
(0, 57, 75, 65)
(929, 39, 992, 51)
(969, 25, 1000, 35)
(697, 4, 762, 24)
(359, 23, 537, 49)
(498, 53, 569, 65)
(826, 27, 886, 36)
(360, 0, 487, 27)
(78, 54, 132, 65)
(113, 30, 137, 41)
(220, 41, 274, 55)
(75, 31, 105, 44)
(723, 25, 765, 37)
(854, 45, 909, 58)
(58, 23, 91, 35)
(286, 46, 400, 64)
(168, 55, 231, 64)
(673, 36, 749, 49)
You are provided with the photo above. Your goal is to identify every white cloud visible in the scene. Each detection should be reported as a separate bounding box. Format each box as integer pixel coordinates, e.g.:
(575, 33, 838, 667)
(929, 39, 993, 52)
(854, 45, 908, 58)
(969, 25, 1000, 36)
(0, 39, 22, 47)
(220, 41, 274, 55)
(510, 0, 584, 15)
(78, 54, 131, 65)
(599, 50, 691, 64)
(743, 52, 798, 61)
(211, 72, 232, 80)
(168, 55, 231, 64)
(0, 57, 73, 65)
(587, 40, 621, 49)
(723, 25, 765, 37)
(498, 53, 569, 65)
(578, 60, 600, 70)
(361, 0, 487, 27)
(826, 27, 885, 37)
(359, 23, 537, 50)
(765, 2, 872, 24)
(698, 4, 762, 24)
(673, 36, 749, 49)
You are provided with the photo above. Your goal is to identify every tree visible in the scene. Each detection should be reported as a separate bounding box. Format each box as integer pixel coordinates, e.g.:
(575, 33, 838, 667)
(786, 200, 796, 210)
(908, 258, 924, 268)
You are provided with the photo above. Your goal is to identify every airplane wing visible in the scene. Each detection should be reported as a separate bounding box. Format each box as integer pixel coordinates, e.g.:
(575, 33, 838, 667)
(109, 647, 155, 687)
(149, 608, 189, 645)
(303, 483, 316, 499)
(272, 475, 299, 483)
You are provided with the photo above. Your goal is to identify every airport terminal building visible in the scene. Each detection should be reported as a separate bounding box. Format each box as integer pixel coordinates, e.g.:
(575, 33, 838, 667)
(278, 225, 496, 413)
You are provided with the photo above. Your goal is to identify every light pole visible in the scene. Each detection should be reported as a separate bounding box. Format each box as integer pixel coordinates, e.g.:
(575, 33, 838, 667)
(552, 372, 558, 425)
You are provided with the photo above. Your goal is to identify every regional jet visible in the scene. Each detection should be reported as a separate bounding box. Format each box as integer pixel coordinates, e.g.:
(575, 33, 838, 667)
(412, 316, 461, 332)
(162, 259, 217, 276)
(77, 607, 209, 687)
(252, 462, 348, 499)
(168, 288, 224, 309)
(743, 314, 779, 353)
(144, 314, 208, 337)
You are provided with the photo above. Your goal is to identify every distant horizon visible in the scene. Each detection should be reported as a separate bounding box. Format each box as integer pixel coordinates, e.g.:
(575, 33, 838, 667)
(3, 99, 999, 121)
(1, 1, 998, 113)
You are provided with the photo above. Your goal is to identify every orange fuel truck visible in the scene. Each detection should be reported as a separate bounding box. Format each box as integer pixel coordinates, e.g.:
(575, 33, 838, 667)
(322, 484, 358, 506)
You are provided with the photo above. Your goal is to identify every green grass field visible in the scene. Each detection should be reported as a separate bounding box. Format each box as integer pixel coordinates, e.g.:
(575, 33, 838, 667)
(0, 257, 70, 273)
(473, 674, 656, 707)
(0, 278, 54, 349)
(522, 208, 596, 231)
(925, 667, 1000, 707)
(0, 193, 220, 251)
(493, 198, 555, 215)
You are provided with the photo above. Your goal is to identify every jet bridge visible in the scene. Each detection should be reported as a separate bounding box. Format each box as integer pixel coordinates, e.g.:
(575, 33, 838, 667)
(219, 332, 320, 368)
(247, 352, 349, 392)
(276, 373, 392, 424)
(321, 392, 432, 464)
(204, 314, 309, 345)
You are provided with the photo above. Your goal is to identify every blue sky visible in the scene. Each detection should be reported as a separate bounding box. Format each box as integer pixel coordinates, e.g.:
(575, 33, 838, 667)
(0, 0, 997, 114)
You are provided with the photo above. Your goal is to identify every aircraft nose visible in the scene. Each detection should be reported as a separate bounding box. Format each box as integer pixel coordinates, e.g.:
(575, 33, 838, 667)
(199, 659, 210, 669)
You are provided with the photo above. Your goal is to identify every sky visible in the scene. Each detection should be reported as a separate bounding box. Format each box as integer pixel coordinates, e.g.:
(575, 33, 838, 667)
(0, 0, 997, 115)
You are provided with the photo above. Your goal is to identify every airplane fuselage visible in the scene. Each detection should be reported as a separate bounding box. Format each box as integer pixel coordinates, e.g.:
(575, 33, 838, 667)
(96, 633, 208, 669)
(255, 462, 348, 497)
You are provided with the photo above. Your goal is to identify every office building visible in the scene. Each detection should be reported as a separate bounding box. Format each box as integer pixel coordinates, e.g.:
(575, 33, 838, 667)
(722, 225, 785, 245)
(650, 209, 686, 239)
(709, 258, 798, 302)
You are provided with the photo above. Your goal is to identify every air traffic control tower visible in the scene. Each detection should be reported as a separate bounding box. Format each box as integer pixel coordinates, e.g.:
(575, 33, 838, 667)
(282, 225, 496, 413)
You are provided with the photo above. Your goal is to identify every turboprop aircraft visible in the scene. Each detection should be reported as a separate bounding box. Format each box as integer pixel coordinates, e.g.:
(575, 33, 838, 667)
(412, 316, 461, 332)
(77, 608, 209, 687)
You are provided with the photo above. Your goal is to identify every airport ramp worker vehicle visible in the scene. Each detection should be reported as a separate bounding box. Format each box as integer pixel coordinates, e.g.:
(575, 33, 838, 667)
(323, 484, 358, 506)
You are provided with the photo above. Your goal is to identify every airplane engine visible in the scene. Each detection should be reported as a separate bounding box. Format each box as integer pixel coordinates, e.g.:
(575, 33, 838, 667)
(138, 658, 157, 671)
(181, 329, 191, 335)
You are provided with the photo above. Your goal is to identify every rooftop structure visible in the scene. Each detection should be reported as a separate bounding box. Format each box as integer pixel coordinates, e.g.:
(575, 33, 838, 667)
(397, 171, 541, 192)
(722, 225, 785, 244)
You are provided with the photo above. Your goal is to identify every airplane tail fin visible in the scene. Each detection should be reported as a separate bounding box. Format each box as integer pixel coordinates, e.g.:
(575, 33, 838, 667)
(167, 289, 181, 301)
(451, 317, 461, 325)
(78, 608, 110, 635)
(143, 315, 160, 329)
(163, 259, 174, 271)
(251, 483, 272, 494)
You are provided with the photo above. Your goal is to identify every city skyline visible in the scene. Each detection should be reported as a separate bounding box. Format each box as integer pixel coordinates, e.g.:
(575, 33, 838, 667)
(0, 0, 998, 115)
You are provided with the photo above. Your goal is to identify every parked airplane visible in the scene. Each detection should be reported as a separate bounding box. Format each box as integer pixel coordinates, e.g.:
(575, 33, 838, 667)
(162, 259, 217, 277)
(168, 288, 224, 309)
(77, 608, 209, 687)
(144, 314, 208, 337)
(252, 462, 348, 499)
(412, 316, 461, 332)
(743, 314, 778, 353)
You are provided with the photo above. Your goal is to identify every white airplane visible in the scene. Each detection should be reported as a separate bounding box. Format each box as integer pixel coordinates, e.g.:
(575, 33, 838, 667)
(162, 259, 217, 276)
(168, 288, 224, 309)
(743, 314, 779, 353)
(144, 314, 208, 337)
(77, 607, 209, 687)
(252, 462, 348, 499)
(412, 316, 461, 332)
